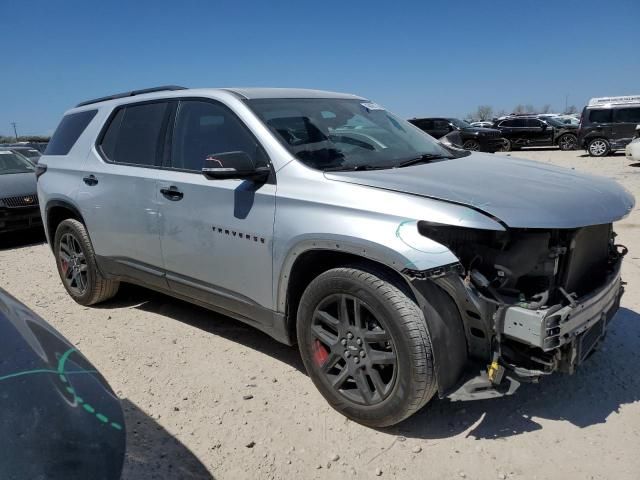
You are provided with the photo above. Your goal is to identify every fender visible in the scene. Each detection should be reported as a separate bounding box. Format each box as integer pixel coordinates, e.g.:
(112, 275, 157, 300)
(275, 220, 461, 313)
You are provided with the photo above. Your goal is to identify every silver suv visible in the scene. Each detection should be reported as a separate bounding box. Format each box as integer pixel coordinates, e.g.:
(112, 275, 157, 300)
(38, 86, 635, 427)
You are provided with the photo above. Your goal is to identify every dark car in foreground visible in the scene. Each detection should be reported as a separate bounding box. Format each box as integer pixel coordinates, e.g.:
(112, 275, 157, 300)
(0, 150, 42, 234)
(0, 287, 125, 479)
(409, 117, 504, 152)
(493, 115, 578, 151)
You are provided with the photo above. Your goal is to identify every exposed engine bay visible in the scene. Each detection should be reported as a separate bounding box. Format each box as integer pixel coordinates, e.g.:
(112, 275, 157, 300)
(414, 221, 627, 400)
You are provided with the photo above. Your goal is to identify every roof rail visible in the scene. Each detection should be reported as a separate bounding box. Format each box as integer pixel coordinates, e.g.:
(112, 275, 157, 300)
(75, 85, 187, 107)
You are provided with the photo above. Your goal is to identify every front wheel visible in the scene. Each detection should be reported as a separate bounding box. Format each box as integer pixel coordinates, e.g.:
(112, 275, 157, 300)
(588, 138, 610, 157)
(462, 139, 481, 151)
(558, 133, 577, 151)
(296, 267, 437, 427)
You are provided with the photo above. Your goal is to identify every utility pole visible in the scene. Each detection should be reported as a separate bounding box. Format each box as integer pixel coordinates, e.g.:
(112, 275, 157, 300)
(564, 94, 569, 114)
(11, 122, 19, 142)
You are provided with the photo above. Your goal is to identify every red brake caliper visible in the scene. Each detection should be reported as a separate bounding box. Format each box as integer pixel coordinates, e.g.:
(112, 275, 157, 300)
(61, 259, 69, 274)
(313, 340, 329, 367)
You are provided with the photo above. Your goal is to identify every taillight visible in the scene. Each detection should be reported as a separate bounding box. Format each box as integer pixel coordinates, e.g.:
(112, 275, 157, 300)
(35, 164, 47, 181)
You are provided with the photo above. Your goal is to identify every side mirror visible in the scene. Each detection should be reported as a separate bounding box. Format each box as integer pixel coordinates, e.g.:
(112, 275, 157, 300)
(202, 151, 270, 182)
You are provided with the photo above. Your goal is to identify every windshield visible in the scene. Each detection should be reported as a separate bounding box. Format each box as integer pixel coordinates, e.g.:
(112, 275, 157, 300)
(448, 118, 472, 129)
(246, 98, 453, 171)
(0, 151, 35, 174)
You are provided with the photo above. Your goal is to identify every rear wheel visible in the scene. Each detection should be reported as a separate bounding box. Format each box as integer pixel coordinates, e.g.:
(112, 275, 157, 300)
(296, 267, 436, 427)
(462, 139, 481, 151)
(54, 219, 119, 306)
(588, 138, 610, 157)
(558, 133, 577, 151)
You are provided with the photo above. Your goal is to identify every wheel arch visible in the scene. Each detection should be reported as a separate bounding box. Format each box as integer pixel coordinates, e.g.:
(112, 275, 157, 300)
(45, 200, 86, 250)
(280, 245, 470, 398)
(281, 247, 410, 339)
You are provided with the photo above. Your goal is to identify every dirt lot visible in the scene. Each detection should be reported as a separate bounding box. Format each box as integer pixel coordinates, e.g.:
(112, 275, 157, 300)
(1, 148, 639, 480)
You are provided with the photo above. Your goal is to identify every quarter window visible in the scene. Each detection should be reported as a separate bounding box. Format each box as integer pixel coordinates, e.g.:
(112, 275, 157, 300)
(99, 102, 169, 166)
(614, 107, 640, 123)
(45, 110, 98, 155)
(171, 100, 267, 172)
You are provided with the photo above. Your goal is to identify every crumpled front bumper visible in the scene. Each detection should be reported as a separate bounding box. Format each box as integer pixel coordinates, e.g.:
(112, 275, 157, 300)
(501, 261, 623, 355)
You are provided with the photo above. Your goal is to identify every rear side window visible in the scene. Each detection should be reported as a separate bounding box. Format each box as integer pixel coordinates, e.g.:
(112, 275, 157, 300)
(614, 107, 640, 123)
(99, 102, 169, 166)
(45, 110, 98, 155)
(588, 109, 612, 123)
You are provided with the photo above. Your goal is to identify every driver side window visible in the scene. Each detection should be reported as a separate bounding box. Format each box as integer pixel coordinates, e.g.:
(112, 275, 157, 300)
(171, 100, 268, 171)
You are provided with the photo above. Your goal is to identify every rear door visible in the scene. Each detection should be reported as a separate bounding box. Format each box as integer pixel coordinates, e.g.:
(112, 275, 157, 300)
(79, 100, 173, 289)
(156, 98, 277, 313)
(611, 107, 640, 149)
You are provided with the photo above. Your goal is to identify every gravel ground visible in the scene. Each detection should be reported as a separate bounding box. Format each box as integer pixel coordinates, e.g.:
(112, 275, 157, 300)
(1, 148, 639, 479)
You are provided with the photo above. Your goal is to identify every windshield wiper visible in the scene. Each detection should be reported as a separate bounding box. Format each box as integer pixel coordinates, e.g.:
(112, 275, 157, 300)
(395, 153, 451, 168)
(323, 164, 391, 172)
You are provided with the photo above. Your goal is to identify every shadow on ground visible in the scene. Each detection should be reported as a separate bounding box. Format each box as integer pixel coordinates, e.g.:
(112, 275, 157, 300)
(101, 284, 305, 373)
(101, 286, 640, 442)
(390, 307, 640, 440)
(0, 228, 46, 251)
(121, 399, 214, 479)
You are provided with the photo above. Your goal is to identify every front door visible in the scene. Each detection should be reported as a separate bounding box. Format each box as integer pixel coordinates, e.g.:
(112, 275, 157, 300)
(528, 119, 554, 145)
(157, 99, 276, 315)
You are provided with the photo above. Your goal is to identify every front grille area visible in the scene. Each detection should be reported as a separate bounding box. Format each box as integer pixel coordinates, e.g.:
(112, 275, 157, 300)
(0, 194, 39, 208)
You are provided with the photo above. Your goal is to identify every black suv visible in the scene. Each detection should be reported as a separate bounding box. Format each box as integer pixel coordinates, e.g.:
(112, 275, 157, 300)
(492, 116, 578, 151)
(409, 117, 504, 153)
(578, 96, 640, 157)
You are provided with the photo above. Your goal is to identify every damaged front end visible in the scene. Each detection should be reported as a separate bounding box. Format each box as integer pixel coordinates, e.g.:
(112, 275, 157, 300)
(405, 221, 627, 401)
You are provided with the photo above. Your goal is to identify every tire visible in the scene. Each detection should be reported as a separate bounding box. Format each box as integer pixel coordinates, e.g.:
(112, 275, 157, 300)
(499, 138, 512, 152)
(296, 266, 437, 427)
(462, 139, 481, 151)
(54, 219, 119, 306)
(588, 138, 611, 157)
(558, 133, 577, 151)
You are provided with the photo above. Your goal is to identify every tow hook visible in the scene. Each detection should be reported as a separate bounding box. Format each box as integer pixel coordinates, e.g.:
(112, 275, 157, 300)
(487, 360, 505, 385)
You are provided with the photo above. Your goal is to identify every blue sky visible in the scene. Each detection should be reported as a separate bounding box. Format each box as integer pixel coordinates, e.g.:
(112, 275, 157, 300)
(1, 0, 638, 136)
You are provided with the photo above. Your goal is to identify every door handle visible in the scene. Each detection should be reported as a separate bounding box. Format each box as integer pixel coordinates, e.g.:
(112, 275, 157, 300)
(83, 174, 98, 186)
(160, 186, 184, 201)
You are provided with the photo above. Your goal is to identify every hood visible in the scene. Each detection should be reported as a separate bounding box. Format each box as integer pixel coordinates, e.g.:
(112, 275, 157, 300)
(0, 171, 37, 198)
(325, 153, 635, 229)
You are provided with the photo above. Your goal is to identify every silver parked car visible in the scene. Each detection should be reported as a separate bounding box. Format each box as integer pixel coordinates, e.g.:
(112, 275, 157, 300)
(37, 86, 635, 427)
